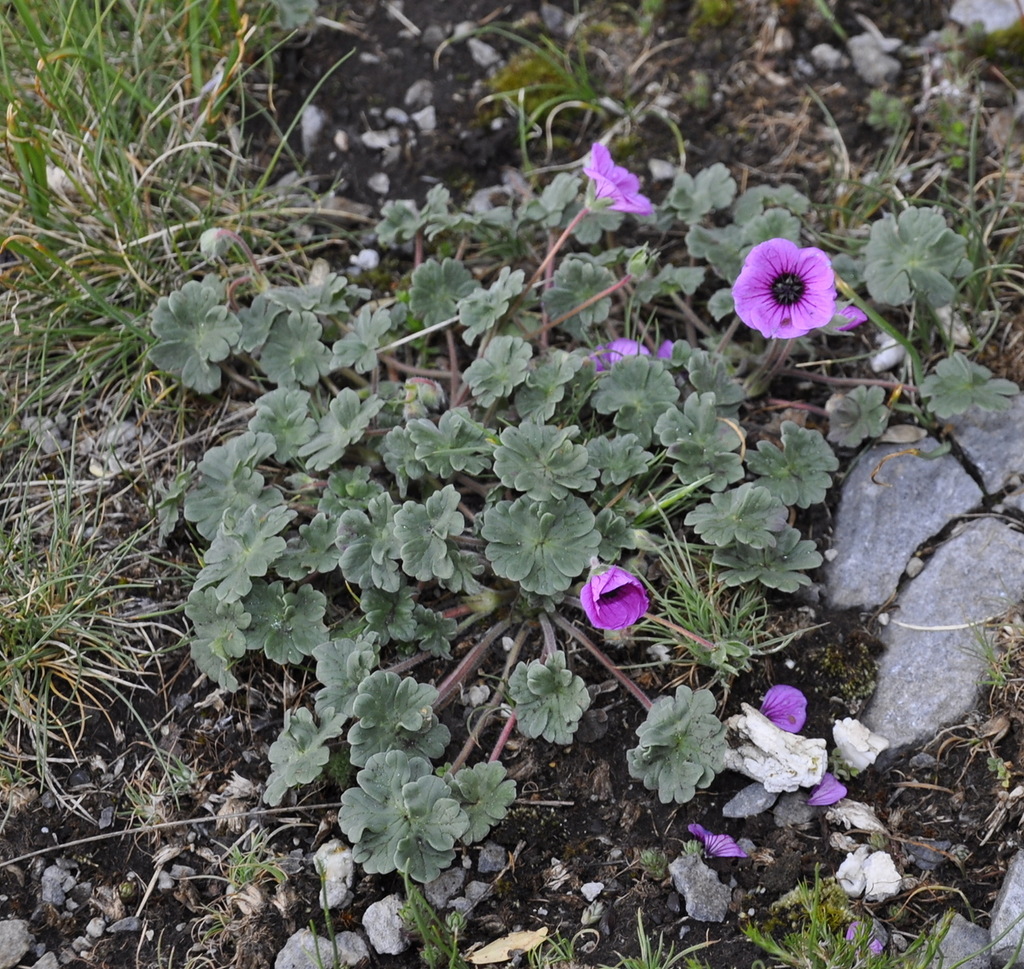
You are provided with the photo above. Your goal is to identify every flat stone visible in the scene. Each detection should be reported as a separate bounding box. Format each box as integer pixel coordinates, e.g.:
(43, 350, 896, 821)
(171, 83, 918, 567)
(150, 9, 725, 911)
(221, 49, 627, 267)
(424, 868, 465, 909)
(863, 518, 1024, 754)
(669, 854, 731, 922)
(825, 438, 982, 609)
(773, 792, 818, 828)
(930, 912, 991, 969)
(991, 851, 1024, 968)
(0, 920, 32, 969)
(949, 396, 1024, 493)
(722, 782, 778, 818)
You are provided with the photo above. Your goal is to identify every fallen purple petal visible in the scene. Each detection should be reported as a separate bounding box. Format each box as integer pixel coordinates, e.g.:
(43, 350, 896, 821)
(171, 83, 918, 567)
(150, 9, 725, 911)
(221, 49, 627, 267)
(759, 684, 807, 733)
(806, 772, 847, 806)
(687, 823, 748, 858)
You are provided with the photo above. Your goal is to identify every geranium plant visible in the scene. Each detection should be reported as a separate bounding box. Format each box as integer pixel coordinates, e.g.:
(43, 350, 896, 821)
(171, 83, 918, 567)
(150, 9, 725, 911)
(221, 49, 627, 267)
(150, 139, 1016, 884)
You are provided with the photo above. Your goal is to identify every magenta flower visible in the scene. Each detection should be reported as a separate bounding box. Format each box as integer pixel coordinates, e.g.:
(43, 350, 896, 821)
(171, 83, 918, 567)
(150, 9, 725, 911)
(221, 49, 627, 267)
(759, 685, 807, 733)
(836, 305, 868, 331)
(687, 823, 748, 858)
(583, 143, 653, 216)
(732, 238, 836, 339)
(806, 772, 847, 806)
(657, 339, 674, 359)
(580, 565, 649, 630)
(590, 338, 651, 372)
(846, 922, 884, 955)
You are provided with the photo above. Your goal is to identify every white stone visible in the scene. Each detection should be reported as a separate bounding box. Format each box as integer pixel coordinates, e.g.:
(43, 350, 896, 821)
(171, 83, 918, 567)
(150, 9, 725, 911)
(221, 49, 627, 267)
(950, 0, 1022, 32)
(411, 106, 437, 132)
(360, 129, 395, 150)
(367, 173, 391, 195)
(647, 158, 677, 182)
(837, 847, 902, 901)
(870, 335, 906, 373)
(832, 718, 889, 771)
(467, 37, 501, 69)
(581, 881, 604, 902)
(349, 248, 380, 271)
(313, 840, 354, 909)
(723, 704, 827, 793)
(826, 799, 887, 835)
(300, 105, 326, 156)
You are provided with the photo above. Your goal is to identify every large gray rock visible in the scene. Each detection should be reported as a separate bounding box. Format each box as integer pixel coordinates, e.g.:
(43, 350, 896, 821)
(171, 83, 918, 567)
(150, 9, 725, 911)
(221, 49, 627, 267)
(991, 851, 1024, 968)
(0, 921, 33, 969)
(669, 854, 731, 922)
(930, 912, 991, 969)
(949, 396, 1024, 494)
(825, 439, 982, 609)
(275, 928, 368, 969)
(863, 517, 1024, 754)
(363, 894, 410, 955)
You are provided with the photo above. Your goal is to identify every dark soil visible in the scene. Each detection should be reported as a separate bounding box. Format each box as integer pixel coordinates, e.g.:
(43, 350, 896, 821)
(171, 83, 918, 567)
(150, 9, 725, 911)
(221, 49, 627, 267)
(4, 1, 1024, 967)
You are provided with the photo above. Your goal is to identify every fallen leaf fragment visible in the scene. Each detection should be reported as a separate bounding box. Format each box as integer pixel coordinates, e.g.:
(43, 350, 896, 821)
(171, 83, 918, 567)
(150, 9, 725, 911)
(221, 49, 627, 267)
(467, 927, 549, 964)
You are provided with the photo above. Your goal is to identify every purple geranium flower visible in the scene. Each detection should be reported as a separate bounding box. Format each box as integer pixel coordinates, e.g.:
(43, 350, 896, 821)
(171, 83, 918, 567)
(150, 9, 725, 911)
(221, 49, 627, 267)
(580, 565, 649, 630)
(687, 823, 748, 858)
(846, 921, 884, 955)
(583, 143, 653, 216)
(806, 772, 847, 806)
(657, 339, 674, 359)
(590, 338, 651, 372)
(732, 238, 836, 339)
(759, 685, 807, 733)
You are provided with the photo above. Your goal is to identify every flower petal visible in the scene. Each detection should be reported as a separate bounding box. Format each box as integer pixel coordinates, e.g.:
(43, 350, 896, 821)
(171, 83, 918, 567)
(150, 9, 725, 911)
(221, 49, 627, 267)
(580, 565, 649, 630)
(687, 823, 748, 858)
(759, 685, 807, 733)
(583, 143, 653, 216)
(806, 772, 847, 806)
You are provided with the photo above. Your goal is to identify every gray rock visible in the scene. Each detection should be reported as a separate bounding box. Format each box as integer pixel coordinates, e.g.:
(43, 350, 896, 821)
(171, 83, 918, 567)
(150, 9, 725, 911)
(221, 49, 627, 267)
(825, 438, 982, 609)
(425, 868, 466, 909)
(810, 43, 846, 71)
(906, 839, 952, 872)
(275, 928, 344, 969)
(864, 517, 1024, 754)
(333, 932, 371, 966)
(668, 854, 731, 922)
(411, 106, 437, 133)
(363, 894, 410, 955)
(931, 912, 991, 969)
(0, 920, 32, 969)
(478, 841, 506, 873)
(85, 918, 106, 939)
(949, 396, 1024, 493)
(30, 953, 59, 969)
(772, 791, 818, 828)
(404, 79, 434, 110)
(722, 782, 778, 818)
(991, 851, 1024, 968)
(847, 33, 900, 86)
(41, 864, 74, 907)
(107, 917, 141, 933)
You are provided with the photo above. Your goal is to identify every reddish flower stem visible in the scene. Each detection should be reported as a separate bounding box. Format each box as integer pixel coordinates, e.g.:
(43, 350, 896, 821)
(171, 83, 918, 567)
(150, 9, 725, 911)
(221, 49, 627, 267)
(523, 273, 633, 342)
(776, 368, 918, 394)
(643, 612, 719, 653)
(488, 712, 518, 763)
(435, 618, 511, 711)
(550, 612, 652, 711)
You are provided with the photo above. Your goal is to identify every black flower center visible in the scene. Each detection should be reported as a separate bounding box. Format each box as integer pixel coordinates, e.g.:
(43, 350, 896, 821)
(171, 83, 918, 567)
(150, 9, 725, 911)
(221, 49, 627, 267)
(770, 272, 805, 306)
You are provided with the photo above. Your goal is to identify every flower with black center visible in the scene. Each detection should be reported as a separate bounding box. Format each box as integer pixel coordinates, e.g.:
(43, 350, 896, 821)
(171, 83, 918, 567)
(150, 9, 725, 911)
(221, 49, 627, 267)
(732, 238, 836, 339)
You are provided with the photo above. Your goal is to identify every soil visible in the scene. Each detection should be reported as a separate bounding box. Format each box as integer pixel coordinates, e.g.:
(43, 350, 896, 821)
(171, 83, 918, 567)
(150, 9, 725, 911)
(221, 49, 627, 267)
(4, 1, 1024, 968)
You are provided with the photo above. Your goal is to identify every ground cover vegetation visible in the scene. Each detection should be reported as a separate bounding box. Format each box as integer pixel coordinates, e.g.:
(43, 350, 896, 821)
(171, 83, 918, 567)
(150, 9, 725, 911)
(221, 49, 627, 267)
(5, 0, 1024, 966)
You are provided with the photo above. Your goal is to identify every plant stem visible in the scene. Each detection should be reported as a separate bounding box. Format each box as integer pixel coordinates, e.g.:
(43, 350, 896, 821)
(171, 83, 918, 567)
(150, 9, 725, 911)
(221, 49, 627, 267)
(776, 367, 918, 394)
(435, 618, 511, 710)
(550, 612, 652, 711)
(642, 612, 720, 653)
(524, 273, 633, 342)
